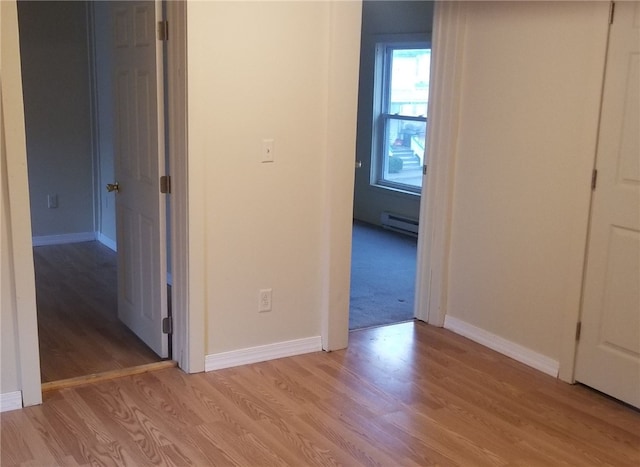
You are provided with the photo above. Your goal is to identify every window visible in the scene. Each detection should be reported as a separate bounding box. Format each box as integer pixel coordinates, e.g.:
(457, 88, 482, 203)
(372, 43, 431, 193)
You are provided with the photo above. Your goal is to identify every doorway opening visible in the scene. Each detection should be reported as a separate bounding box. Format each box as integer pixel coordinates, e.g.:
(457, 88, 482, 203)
(17, 0, 171, 388)
(349, 1, 434, 331)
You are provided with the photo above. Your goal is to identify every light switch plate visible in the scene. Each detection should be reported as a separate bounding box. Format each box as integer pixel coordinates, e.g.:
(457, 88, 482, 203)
(261, 139, 274, 163)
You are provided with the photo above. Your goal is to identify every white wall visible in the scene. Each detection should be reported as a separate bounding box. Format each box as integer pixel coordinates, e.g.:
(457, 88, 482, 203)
(353, 0, 434, 226)
(17, 1, 94, 238)
(444, 2, 609, 364)
(187, 1, 361, 355)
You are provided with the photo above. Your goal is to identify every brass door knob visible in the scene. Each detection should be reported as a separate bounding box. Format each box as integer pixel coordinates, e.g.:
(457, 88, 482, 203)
(106, 182, 120, 193)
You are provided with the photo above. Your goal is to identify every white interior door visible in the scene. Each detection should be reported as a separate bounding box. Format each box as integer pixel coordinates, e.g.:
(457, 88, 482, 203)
(111, 1, 168, 358)
(574, 2, 640, 408)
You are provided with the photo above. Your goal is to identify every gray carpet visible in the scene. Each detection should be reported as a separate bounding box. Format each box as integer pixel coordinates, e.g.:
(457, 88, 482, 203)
(349, 220, 417, 330)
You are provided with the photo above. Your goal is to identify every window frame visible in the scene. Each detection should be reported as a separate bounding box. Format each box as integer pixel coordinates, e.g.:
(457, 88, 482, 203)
(371, 39, 431, 195)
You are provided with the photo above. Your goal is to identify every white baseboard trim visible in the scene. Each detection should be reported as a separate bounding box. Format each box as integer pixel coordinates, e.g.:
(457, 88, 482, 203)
(32, 232, 96, 247)
(96, 233, 117, 252)
(205, 336, 323, 372)
(0, 391, 22, 412)
(444, 316, 559, 378)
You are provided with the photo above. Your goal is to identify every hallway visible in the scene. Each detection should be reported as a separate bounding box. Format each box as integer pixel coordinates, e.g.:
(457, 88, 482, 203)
(34, 241, 159, 383)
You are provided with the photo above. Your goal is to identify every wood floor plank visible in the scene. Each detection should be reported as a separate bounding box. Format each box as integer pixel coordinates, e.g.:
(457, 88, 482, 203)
(0, 411, 38, 466)
(3, 321, 640, 467)
(184, 372, 310, 466)
(76, 382, 180, 466)
(52, 390, 137, 466)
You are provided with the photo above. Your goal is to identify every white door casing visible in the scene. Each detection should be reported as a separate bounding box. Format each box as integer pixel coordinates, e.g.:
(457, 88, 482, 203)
(112, 1, 168, 358)
(574, 2, 640, 408)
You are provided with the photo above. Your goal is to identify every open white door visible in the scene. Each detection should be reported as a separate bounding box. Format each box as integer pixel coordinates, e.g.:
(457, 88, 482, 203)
(111, 0, 168, 358)
(574, 2, 640, 408)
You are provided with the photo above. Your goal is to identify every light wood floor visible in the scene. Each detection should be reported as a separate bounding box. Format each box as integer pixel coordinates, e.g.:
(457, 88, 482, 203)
(33, 241, 160, 383)
(2, 321, 639, 466)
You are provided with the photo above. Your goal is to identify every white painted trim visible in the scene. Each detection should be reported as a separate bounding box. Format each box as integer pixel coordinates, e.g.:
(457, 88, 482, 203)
(0, 391, 23, 412)
(170, 1, 204, 373)
(415, 1, 467, 326)
(32, 232, 96, 247)
(96, 232, 117, 252)
(2, 0, 43, 407)
(444, 316, 559, 378)
(557, 3, 611, 384)
(320, 1, 362, 351)
(205, 337, 323, 372)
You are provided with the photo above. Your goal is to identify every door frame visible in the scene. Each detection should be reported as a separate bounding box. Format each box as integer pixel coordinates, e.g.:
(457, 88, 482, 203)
(2, 0, 43, 407)
(414, 1, 466, 327)
(557, 3, 611, 384)
(566, 1, 631, 387)
(10, 0, 200, 407)
(88, 0, 190, 364)
(166, 0, 204, 373)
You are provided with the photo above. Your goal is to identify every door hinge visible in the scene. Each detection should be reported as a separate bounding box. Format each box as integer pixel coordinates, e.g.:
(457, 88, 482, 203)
(609, 2, 615, 24)
(423, 165, 428, 176)
(162, 316, 173, 334)
(575, 321, 582, 341)
(158, 20, 169, 41)
(591, 169, 598, 190)
(160, 175, 171, 194)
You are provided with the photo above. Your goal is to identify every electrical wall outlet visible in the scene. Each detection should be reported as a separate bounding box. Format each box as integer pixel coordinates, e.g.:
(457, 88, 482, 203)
(259, 288, 272, 312)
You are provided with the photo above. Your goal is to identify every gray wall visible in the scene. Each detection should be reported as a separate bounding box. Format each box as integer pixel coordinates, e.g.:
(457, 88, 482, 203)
(353, 0, 434, 225)
(92, 1, 116, 247)
(18, 1, 94, 238)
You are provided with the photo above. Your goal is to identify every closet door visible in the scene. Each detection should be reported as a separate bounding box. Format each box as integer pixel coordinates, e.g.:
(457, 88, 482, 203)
(574, 2, 640, 408)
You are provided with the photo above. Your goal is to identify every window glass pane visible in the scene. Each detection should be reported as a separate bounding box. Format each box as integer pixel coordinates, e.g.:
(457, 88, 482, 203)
(382, 117, 426, 189)
(388, 49, 430, 118)
(372, 43, 430, 192)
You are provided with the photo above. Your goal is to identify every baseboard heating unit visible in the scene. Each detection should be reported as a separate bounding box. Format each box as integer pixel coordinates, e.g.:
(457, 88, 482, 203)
(380, 212, 419, 237)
